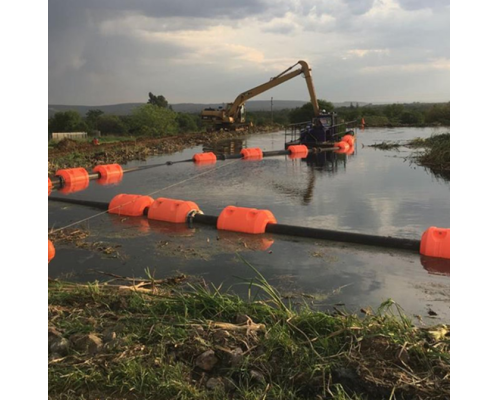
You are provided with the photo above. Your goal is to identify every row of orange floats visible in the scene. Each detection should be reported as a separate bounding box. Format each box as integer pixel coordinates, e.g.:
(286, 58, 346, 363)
(49, 164, 124, 195)
(107, 194, 276, 234)
(48, 137, 356, 195)
(49, 191, 449, 263)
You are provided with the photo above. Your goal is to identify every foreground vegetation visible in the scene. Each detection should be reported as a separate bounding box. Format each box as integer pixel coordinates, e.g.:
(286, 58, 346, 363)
(49, 270, 449, 400)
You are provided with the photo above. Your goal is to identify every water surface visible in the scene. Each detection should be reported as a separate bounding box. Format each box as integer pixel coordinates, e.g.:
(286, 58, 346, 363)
(49, 127, 450, 323)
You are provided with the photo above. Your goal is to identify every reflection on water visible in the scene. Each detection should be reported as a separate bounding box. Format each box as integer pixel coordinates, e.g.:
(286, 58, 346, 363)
(48, 127, 450, 323)
(203, 138, 246, 155)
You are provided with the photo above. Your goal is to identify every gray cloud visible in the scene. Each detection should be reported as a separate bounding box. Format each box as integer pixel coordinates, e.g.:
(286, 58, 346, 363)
(48, 0, 449, 104)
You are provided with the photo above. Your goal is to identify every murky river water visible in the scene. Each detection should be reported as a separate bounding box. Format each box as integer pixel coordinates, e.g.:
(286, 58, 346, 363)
(49, 127, 450, 323)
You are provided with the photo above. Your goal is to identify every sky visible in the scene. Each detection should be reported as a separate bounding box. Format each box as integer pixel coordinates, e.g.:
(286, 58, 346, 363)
(48, 0, 450, 105)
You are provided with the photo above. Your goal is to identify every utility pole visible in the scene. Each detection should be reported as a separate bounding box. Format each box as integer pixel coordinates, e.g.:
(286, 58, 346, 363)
(271, 97, 274, 124)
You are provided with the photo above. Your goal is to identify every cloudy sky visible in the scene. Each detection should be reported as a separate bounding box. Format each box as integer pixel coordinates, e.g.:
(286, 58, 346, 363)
(48, 0, 450, 105)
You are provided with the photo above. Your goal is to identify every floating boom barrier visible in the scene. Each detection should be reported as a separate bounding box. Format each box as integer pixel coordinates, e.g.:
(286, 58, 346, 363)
(48, 194, 450, 263)
(48, 136, 356, 195)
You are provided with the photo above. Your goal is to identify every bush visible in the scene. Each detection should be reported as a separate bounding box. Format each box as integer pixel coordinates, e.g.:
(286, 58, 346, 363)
(129, 104, 179, 136)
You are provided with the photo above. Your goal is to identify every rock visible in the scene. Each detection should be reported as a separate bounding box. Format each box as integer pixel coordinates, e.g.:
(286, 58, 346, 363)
(71, 333, 103, 355)
(195, 349, 218, 371)
(213, 330, 230, 342)
(250, 370, 266, 385)
(49, 337, 70, 356)
(102, 328, 116, 343)
(206, 377, 224, 390)
(229, 347, 244, 367)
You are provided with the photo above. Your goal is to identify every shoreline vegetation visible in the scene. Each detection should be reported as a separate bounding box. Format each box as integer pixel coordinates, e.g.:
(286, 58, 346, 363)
(48, 271, 450, 400)
(368, 134, 450, 179)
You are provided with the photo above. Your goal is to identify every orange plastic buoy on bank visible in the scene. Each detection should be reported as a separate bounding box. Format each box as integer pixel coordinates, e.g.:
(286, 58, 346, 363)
(48, 240, 55, 263)
(108, 194, 154, 217)
(93, 164, 123, 185)
(288, 145, 309, 159)
(193, 152, 217, 164)
(48, 177, 52, 196)
(420, 227, 450, 259)
(217, 206, 277, 234)
(148, 198, 200, 223)
(240, 148, 263, 160)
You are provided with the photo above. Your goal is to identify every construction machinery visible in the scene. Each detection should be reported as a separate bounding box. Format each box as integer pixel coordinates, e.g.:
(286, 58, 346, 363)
(201, 60, 324, 131)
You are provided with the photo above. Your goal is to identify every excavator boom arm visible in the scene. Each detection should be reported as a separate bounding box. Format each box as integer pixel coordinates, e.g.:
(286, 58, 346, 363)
(227, 60, 320, 117)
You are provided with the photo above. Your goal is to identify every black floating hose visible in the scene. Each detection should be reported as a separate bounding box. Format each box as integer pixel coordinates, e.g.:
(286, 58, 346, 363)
(265, 223, 420, 251)
(49, 196, 419, 253)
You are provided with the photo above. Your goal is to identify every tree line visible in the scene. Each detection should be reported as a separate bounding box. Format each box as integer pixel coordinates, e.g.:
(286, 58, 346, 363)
(48, 92, 203, 138)
(49, 93, 450, 138)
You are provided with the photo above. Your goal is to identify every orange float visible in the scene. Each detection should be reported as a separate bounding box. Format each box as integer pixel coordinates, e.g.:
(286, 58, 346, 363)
(240, 148, 263, 160)
(341, 135, 355, 147)
(93, 164, 123, 185)
(108, 194, 154, 217)
(288, 145, 309, 159)
(193, 152, 217, 164)
(56, 168, 89, 186)
(56, 168, 90, 194)
(334, 141, 350, 150)
(58, 180, 89, 194)
(148, 198, 200, 223)
(48, 177, 52, 196)
(48, 240, 55, 263)
(420, 227, 450, 259)
(217, 206, 277, 234)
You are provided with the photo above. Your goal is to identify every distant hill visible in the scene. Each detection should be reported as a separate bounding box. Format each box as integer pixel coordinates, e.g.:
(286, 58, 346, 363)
(48, 100, 373, 117)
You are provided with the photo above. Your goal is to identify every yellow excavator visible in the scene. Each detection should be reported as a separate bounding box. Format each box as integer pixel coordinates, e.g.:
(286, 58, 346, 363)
(201, 60, 323, 131)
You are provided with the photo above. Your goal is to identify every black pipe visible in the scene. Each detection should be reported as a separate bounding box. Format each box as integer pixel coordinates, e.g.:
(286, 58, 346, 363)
(265, 223, 420, 251)
(49, 197, 109, 210)
(49, 196, 421, 253)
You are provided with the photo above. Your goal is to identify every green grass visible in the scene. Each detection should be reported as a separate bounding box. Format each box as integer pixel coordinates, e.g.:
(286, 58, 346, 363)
(48, 273, 449, 400)
(408, 134, 450, 179)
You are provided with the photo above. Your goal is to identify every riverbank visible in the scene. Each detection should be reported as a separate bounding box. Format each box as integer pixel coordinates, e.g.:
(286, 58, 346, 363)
(48, 274, 449, 400)
(48, 127, 279, 175)
(369, 133, 450, 179)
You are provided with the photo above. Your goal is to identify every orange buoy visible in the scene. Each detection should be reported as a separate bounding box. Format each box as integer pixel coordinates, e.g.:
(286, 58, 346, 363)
(288, 145, 309, 159)
(108, 194, 154, 217)
(58, 179, 89, 194)
(341, 135, 355, 147)
(193, 152, 217, 164)
(93, 164, 123, 185)
(334, 141, 350, 150)
(217, 206, 277, 234)
(93, 164, 123, 178)
(420, 227, 450, 259)
(56, 168, 89, 186)
(148, 198, 200, 223)
(48, 177, 52, 196)
(48, 240, 55, 263)
(240, 148, 263, 160)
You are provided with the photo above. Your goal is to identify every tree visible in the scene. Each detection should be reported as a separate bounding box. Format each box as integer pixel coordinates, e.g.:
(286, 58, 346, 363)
(49, 110, 88, 133)
(383, 104, 405, 121)
(176, 113, 199, 133)
(289, 99, 334, 124)
(85, 109, 104, 130)
(96, 115, 128, 135)
(147, 92, 169, 108)
(129, 104, 178, 136)
(425, 103, 450, 125)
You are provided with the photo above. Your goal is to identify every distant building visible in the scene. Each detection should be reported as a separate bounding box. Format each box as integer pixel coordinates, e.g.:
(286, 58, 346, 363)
(50, 132, 88, 141)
